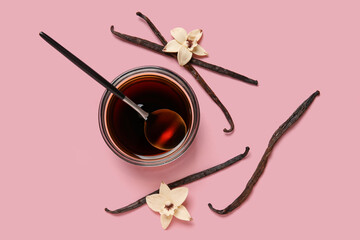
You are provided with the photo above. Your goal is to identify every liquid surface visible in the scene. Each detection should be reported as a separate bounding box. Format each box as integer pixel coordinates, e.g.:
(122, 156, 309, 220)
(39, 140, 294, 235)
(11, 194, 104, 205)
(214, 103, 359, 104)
(106, 76, 191, 157)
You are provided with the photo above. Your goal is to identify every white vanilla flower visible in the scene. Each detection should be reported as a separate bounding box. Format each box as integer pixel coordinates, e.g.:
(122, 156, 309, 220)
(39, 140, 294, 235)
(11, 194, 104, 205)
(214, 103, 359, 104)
(146, 182, 192, 230)
(163, 27, 208, 66)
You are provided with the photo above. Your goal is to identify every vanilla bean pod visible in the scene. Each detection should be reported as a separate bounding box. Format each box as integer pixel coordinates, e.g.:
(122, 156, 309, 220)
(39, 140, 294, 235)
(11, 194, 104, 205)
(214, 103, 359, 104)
(208, 91, 320, 214)
(183, 64, 234, 132)
(109, 27, 257, 85)
(134, 12, 234, 132)
(105, 147, 250, 214)
(136, 12, 167, 45)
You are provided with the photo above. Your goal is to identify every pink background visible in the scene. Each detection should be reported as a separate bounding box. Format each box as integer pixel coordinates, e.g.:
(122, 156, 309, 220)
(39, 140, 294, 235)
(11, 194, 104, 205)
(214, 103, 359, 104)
(1, 0, 359, 239)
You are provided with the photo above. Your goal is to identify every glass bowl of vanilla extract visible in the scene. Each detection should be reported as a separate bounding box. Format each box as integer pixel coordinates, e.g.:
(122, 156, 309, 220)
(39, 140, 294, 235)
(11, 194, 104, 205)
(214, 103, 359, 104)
(98, 66, 200, 166)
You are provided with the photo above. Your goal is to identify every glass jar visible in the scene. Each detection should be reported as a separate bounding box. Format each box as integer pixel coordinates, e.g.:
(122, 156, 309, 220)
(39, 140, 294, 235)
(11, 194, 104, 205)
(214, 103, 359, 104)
(98, 66, 200, 166)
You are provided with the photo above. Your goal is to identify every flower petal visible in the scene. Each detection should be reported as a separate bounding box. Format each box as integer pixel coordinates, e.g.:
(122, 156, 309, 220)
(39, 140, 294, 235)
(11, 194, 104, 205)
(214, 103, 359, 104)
(169, 187, 188, 206)
(162, 40, 182, 53)
(177, 46, 192, 66)
(187, 29, 203, 42)
(146, 194, 167, 212)
(174, 205, 192, 221)
(159, 182, 171, 197)
(161, 214, 173, 230)
(171, 27, 187, 44)
(192, 44, 208, 56)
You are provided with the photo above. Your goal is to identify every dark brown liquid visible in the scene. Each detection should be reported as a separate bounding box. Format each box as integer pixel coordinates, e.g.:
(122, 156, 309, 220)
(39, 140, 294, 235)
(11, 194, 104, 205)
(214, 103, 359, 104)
(106, 75, 191, 157)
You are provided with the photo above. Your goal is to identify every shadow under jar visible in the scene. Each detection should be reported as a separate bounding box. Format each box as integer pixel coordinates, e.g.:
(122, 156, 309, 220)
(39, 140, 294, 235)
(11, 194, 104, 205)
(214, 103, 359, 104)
(99, 66, 200, 167)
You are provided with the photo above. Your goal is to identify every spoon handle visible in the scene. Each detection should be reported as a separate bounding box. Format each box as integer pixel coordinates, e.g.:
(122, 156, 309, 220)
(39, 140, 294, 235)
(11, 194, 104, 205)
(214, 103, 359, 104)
(39, 31, 125, 100)
(39, 31, 149, 120)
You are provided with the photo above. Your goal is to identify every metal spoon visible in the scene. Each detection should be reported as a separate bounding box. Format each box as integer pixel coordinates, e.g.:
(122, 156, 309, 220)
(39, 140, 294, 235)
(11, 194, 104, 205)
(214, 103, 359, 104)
(39, 31, 186, 150)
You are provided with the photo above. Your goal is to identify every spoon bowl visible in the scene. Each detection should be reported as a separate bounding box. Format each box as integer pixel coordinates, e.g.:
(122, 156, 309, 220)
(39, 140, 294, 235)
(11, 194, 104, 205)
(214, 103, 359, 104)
(145, 109, 187, 150)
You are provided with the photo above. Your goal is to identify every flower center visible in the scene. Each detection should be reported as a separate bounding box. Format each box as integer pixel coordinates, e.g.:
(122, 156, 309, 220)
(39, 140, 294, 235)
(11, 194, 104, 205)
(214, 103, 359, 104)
(186, 40, 194, 49)
(164, 202, 174, 211)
